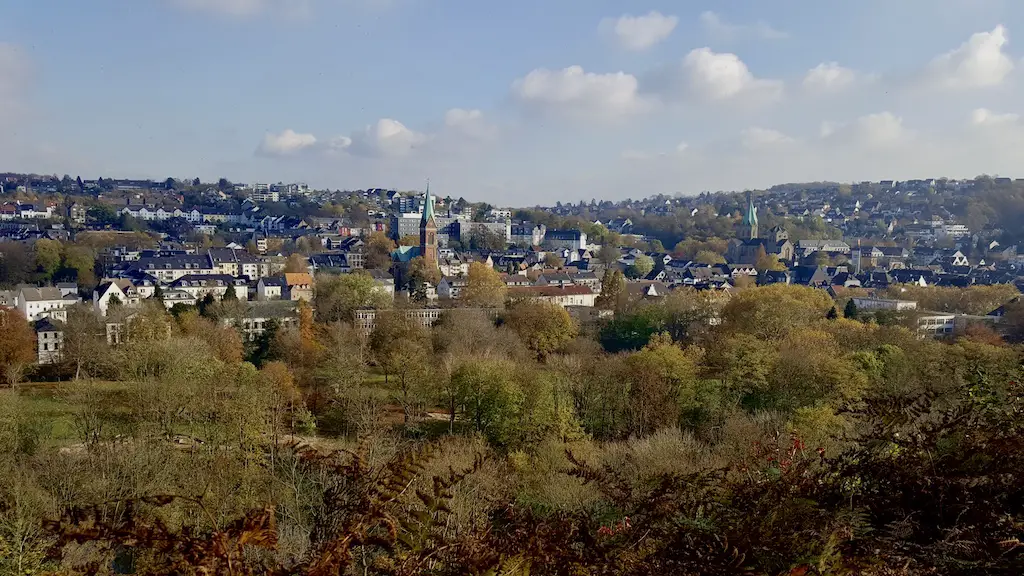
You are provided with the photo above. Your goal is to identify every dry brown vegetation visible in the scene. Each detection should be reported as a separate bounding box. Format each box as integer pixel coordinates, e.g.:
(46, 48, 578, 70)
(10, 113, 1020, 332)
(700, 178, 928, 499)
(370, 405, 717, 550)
(1, 284, 1022, 574)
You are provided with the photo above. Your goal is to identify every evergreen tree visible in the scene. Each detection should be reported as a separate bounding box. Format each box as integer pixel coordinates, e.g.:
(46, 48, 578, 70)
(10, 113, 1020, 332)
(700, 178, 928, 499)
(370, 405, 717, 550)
(223, 284, 238, 301)
(826, 306, 839, 320)
(246, 319, 279, 367)
(198, 293, 216, 317)
(844, 299, 859, 320)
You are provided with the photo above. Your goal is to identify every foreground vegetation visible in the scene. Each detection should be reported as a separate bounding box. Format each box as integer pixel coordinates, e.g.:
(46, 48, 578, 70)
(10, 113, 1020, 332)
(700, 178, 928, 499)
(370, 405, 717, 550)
(1, 284, 1023, 574)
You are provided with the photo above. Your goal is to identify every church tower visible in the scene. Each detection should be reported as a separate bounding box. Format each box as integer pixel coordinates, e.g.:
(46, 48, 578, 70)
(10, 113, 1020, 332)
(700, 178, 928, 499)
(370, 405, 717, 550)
(419, 182, 438, 269)
(739, 190, 759, 240)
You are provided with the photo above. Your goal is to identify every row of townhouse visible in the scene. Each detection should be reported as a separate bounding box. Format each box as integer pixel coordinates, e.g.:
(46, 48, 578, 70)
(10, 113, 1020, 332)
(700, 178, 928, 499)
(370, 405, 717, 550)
(111, 248, 272, 283)
(92, 271, 313, 316)
(119, 206, 253, 224)
(0, 202, 57, 220)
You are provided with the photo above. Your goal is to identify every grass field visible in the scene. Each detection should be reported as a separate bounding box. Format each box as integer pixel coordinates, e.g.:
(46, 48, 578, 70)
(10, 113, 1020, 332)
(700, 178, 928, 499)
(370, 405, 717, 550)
(1, 381, 131, 447)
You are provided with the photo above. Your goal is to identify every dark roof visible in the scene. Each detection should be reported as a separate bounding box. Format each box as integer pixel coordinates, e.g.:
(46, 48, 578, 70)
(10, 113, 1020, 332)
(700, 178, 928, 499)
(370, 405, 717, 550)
(34, 317, 63, 333)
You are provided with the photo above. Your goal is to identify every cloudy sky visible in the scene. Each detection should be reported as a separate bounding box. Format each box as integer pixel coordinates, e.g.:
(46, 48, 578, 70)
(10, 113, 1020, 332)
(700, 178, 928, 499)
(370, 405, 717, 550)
(3, 0, 1024, 204)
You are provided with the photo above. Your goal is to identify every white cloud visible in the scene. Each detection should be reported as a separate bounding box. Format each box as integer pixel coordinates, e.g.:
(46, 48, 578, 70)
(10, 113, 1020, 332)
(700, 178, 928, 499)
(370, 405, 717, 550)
(970, 107, 1020, 126)
(822, 112, 909, 147)
(599, 11, 678, 51)
(673, 48, 784, 102)
(740, 127, 793, 150)
(172, 0, 266, 16)
(803, 62, 860, 93)
(257, 129, 319, 156)
(444, 108, 498, 140)
(621, 141, 688, 161)
(925, 25, 1014, 89)
(512, 65, 650, 118)
(698, 11, 788, 41)
(348, 118, 428, 157)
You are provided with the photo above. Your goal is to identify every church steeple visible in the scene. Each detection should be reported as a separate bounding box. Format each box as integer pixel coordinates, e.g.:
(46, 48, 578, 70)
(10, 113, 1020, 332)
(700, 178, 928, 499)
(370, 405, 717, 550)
(740, 191, 759, 240)
(421, 180, 436, 226)
(419, 180, 438, 269)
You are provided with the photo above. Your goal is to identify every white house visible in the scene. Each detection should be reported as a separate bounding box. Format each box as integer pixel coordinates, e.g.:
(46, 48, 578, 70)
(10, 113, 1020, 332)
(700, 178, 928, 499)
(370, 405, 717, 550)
(93, 280, 138, 316)
(171, 274, 249, 302)
(256, 276, 285, 301)
(507, 285, 596, 307)
(17, 286, 72, 322)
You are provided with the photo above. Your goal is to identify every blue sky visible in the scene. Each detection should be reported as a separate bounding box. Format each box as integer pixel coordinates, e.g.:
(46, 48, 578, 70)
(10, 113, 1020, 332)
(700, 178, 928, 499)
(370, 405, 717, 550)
(2, 0, 1024, 205)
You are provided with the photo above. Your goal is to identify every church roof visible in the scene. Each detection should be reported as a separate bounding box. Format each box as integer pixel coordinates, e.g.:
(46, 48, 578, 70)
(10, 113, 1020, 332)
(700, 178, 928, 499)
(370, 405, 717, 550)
(742, 192, 758, 228)
(421, 182, 436, 224)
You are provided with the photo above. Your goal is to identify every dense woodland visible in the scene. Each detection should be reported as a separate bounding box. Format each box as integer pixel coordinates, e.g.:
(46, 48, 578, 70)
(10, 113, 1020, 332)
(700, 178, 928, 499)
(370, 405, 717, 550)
(2, 279, 1024, 574)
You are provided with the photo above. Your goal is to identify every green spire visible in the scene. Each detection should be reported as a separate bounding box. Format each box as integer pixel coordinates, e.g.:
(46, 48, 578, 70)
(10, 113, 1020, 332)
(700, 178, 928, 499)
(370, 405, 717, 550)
(743, 191, 758, 228)
(421, 180, 435, 224)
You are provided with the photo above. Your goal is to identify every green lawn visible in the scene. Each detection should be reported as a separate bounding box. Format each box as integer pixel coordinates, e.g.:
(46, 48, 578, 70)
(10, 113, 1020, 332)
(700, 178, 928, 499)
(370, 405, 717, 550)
(1, 381, 132, 447)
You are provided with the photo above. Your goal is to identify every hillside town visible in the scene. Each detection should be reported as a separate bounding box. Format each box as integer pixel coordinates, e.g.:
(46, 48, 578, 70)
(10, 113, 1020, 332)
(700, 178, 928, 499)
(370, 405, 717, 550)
(2, 172, 1024, 366)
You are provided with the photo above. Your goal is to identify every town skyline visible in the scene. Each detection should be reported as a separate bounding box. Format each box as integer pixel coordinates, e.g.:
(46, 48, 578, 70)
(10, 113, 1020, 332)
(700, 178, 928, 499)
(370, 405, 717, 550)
(3, 1, 1024, 203)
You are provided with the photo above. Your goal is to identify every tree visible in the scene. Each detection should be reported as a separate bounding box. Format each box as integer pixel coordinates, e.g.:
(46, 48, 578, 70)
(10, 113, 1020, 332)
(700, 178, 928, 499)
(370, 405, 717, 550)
(61, 246, 97, 289)
(223, 284, 238, 301)
(218, 178, 232, 191)
(61, 304, 108, 380)
(0, 307, 36, 386)
(462, 262, 506, 308)
(450, 358, 524, 446)
(597, 244, 620, 265)
(283, 254, 308, 273)
(368, 311, 431, 424)
(467, 228, 507, 251)
(504, 300, 578, 360)
(626, 254, 654, 279)
(826, 306, 839, 320)
(0, 243, 34, 287)
(755, 250, 787, 272)
(721, 284, 834, 340)
(694, 250, 726, 265)
(595, 268, 626, 311)
(198, 293, 216, 317)
(164, 177, 176, 190)
(398, 235, 420, 247)
(406, 256, 441, 289)
(624, 334, 699, 437)
(543, 252, 563, 268)
(192, 177, 201, 186)
(33, 239, 63, 281)
(313, 272, 391, 323)
(86, 205, 118, 227)
(364, 231, 396, 270)
(844, 299, 859, 320)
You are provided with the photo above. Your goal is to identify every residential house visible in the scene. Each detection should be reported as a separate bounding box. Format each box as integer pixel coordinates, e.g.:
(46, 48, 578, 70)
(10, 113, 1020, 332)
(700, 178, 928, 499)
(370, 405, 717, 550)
(34, 318, 64, 364)
(367, 269, 396, 299)
(437, 276, 469, 300)
(93, 280, 141, 316)
(221, 302, 299, 341)
(507, 285, 597, 307)
(544, 229, 587, 251)
(17, 286, 72, 322)
(161, 289, 198, 309)
(851, 297, 918, 312)
(284, 273, 314, 301)
(257, 276, 285, 301)
(171, 274, 250, 302)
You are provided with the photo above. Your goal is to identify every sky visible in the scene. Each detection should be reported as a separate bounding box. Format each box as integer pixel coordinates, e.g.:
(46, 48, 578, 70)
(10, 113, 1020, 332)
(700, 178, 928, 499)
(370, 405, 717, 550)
(3, 0, 1024, 205)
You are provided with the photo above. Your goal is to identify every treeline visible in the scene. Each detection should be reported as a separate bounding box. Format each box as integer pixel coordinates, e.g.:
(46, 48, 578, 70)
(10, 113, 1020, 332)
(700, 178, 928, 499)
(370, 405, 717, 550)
(1, 282, 1024, 573)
